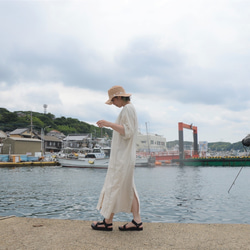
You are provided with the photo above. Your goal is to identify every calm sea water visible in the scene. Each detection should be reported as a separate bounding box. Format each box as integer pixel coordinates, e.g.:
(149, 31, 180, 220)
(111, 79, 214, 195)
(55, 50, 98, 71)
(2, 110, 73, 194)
(1, 165, 250, 224)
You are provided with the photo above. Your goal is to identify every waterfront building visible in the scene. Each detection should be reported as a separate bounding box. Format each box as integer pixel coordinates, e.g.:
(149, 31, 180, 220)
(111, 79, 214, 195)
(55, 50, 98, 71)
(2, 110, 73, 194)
(2, 137, 41, 156)
(10, 128, 36, 138)
(44, 135, 62, 153)
(136, 133, 167, 152)
(35, 134, 62, 153)
(62, 134, 92, 149)
(47, 130, 66, 140)
(2, 127, 63, 155)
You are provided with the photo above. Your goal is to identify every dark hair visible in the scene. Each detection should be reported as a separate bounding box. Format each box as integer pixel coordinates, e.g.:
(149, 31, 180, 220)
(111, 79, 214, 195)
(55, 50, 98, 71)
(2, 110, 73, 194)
(121, 96, 130, 102)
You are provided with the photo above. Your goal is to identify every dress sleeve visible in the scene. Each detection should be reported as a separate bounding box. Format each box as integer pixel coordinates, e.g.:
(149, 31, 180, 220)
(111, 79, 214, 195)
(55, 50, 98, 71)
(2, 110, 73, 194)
(120, 105, 136, 140)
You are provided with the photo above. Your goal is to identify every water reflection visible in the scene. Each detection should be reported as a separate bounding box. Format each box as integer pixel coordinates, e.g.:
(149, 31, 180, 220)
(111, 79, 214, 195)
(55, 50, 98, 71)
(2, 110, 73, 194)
(173, 167, 203, 222)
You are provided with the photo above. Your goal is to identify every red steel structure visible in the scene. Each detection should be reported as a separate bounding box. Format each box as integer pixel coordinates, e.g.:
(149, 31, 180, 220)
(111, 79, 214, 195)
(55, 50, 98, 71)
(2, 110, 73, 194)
(178, 122, 199, 159)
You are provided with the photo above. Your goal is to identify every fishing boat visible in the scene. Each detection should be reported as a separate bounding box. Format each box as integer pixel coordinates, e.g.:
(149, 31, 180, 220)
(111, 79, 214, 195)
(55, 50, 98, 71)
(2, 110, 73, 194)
(57, 147, 155, 168)
(58, 157, 109, 169)
(57, 147, 109, 169)
(135, 155, 155, 167)
(58, 156, 155, 168)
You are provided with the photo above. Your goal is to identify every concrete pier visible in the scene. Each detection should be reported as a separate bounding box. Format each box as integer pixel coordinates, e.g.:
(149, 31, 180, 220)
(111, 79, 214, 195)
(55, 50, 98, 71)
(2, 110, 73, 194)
(1, 216, 250, 249)
(0, 161, 59, 167)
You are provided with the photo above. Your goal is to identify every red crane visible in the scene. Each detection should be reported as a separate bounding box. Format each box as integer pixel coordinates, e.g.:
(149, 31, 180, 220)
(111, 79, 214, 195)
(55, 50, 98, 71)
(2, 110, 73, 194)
(178, 122, 199, 159)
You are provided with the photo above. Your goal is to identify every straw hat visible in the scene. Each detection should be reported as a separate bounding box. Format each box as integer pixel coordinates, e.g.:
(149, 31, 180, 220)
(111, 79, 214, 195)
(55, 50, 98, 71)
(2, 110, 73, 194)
(105, 85, 131, 105)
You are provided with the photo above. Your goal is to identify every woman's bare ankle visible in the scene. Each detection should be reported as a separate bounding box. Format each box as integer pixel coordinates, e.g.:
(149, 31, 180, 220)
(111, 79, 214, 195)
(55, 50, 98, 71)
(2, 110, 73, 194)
(105, 218, 113, 224)
(133, 216, 141, 223)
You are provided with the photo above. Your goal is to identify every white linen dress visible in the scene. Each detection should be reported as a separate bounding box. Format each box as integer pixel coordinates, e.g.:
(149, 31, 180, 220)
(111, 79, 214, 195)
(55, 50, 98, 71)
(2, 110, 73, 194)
(96, 103, 140, 219)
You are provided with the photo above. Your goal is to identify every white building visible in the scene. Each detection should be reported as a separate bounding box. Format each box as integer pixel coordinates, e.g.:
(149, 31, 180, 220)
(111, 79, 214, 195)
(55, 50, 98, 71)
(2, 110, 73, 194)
(136, 133, 167, 152)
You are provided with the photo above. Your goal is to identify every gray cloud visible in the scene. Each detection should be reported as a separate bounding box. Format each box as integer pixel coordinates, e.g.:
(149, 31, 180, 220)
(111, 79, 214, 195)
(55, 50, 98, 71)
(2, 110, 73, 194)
(117, 38, 183, 78)
(115, 37, 250, 112)
(1, 0, 250, 142)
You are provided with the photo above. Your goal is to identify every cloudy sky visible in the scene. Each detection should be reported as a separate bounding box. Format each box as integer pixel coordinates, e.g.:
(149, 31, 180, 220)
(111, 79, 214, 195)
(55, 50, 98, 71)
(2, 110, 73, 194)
(0, 0, 249, 143)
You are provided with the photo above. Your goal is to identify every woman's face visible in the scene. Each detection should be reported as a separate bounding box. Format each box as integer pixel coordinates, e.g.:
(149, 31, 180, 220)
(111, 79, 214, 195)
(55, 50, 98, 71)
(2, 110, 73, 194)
(112, 96, 123, 108)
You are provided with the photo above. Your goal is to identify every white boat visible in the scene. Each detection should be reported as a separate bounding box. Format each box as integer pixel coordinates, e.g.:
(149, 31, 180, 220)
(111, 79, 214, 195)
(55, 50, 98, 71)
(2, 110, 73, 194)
(57, 147, 155, 168)
(135, 155, 155, 167)
(57, 147, 109, 169)
(58, 155, 155, 169)
(58, 157, 109, 169)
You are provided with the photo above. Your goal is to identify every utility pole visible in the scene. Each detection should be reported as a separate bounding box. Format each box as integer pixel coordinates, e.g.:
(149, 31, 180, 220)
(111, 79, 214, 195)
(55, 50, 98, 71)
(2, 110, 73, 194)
(30, 111, 33, 137)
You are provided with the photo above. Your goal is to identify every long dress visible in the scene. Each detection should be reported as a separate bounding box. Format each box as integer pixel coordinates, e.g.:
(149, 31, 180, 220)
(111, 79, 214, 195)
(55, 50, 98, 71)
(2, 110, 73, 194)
(96, 103, 140, 219)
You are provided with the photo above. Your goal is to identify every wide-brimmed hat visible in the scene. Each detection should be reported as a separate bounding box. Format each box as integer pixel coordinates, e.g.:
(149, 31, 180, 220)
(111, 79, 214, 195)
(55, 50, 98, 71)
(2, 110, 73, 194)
(105, 85, 131, 105)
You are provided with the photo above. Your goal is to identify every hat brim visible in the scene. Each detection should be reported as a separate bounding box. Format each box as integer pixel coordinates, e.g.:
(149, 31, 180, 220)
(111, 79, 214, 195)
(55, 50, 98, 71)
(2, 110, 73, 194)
(105, 93, 131, 105)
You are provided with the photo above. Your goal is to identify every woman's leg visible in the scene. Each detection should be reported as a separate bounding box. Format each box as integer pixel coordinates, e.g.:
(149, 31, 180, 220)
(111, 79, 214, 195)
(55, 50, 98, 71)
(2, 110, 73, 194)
(119, 192, 142, 229)
(131, 192, 141, 223)
(105, 213, 114, 224)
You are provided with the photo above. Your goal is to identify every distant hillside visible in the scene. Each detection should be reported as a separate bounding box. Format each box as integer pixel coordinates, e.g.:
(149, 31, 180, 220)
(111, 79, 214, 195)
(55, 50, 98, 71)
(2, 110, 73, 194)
(0, 107, 245, 151)
(166, 140, 244, 152)
(0, 108, 112, 138)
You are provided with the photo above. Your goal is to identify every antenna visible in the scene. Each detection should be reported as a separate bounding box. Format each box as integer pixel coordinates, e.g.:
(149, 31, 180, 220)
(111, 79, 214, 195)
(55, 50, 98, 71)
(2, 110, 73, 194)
(43, 104, 48, 114)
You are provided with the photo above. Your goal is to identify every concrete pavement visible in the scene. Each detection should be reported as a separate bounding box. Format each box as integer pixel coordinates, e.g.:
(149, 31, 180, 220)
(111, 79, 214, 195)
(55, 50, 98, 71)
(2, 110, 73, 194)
(1, 216, 250, 249)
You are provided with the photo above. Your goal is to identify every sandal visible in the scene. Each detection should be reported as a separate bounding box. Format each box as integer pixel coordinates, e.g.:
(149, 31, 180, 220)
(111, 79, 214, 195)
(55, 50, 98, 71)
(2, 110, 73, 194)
(119, 219, 143, 231)
(91, 219, 113, 231)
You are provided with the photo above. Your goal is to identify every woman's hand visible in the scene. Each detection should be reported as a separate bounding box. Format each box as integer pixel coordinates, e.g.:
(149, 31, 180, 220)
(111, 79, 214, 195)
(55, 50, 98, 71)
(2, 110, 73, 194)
(97, 120, 125, 135)
(97, 120, 110, 128)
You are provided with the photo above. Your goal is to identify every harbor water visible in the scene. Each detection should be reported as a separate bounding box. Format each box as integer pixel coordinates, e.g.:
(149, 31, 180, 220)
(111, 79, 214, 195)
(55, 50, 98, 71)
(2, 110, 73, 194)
(1, 165, 250, 224)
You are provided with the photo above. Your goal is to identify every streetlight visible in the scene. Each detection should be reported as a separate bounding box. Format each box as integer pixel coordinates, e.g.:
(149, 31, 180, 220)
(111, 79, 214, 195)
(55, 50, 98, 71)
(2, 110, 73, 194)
(41, 125, 51, 156)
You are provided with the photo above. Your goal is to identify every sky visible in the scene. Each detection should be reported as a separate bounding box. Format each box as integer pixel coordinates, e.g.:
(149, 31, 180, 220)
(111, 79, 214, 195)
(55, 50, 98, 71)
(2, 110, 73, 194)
(0, 0, 250, 143)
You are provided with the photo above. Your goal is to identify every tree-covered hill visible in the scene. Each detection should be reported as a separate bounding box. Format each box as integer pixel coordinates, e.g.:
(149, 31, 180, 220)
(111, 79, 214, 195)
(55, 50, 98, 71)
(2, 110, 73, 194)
(207, 141, 243, 152)
(166, 140, 245, 152)
(0, 108, 112, 138)
(0, 107, 245, 151)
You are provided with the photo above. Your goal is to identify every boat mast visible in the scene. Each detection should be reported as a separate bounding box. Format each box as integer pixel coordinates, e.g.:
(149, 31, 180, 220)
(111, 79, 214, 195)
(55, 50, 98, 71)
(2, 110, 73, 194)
(145, 122, 151, 154)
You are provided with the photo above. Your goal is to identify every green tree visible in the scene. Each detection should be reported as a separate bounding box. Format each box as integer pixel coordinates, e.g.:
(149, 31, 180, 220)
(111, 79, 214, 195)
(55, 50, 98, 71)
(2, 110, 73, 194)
(0, 112, 18, 123)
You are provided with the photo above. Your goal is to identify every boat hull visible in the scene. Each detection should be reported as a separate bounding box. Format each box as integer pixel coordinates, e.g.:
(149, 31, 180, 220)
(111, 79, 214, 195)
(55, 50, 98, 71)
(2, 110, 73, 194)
(58, 155, 156, 168)
(135, 156, 155, 167)
(58, 157, 109, 169)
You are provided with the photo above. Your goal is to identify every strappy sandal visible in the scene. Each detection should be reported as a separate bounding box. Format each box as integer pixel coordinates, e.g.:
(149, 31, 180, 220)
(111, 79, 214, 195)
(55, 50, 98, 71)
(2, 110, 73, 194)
(119, 219, 143, 231)
(91, 219, 113, 231)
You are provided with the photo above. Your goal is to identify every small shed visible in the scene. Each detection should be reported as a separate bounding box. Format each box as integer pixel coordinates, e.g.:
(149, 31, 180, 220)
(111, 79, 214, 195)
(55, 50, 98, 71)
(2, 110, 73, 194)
(2, 137, 41, 156)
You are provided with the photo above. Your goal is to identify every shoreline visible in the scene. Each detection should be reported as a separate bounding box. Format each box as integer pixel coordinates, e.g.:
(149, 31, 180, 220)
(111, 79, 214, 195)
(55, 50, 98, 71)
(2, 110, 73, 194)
(1, 216, 250, 249)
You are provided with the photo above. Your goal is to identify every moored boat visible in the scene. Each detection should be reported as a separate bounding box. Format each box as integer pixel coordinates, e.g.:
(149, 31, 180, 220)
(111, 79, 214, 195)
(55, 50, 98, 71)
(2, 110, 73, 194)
(135, 155, 155, 167)
(57, 147, 109, 169)
(58, 156, 156, 168)
(58, 157, 109, 169)
(57, 147, 156, 168)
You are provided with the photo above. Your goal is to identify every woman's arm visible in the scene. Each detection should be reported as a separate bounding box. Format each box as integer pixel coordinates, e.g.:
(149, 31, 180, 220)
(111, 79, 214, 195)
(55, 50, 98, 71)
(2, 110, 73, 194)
(96, 120, 125, 136)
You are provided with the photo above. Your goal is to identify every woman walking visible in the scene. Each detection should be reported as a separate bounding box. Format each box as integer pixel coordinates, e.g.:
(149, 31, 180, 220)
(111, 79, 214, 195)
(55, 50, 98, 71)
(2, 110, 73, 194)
(91, 85, 143, 231)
